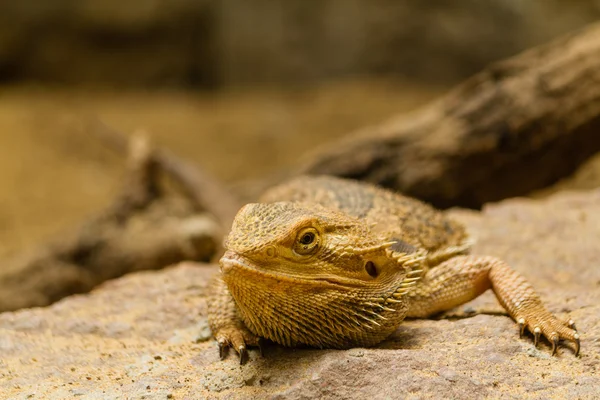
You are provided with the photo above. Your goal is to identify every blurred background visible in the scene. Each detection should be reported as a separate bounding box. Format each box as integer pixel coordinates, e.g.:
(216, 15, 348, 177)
(1, 0, 599, 257)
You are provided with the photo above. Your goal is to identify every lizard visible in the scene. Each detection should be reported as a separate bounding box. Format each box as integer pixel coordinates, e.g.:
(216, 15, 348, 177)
(207, 175, 580, 364)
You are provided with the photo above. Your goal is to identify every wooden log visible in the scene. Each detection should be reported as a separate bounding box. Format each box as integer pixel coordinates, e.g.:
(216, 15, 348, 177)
(300, 22, 600, 209)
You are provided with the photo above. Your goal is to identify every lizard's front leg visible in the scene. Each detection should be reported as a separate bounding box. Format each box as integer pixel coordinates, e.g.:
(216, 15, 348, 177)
(207, 275, 261, 364)
(407, 255, 580, 356)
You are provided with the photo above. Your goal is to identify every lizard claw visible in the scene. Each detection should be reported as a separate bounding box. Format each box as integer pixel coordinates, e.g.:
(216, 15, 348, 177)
(518, 318, 526, 338)
(218, 339, 228, 360)
(213, 325, 261, 364)
(239, 345, 249, 365)
(533, 327, 541, 347)
(550, 333, 559, 356)
(515, 311, 580, 356)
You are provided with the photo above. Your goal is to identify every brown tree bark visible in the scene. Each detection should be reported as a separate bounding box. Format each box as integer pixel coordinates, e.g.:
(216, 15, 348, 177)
(300, 22, 600, 209)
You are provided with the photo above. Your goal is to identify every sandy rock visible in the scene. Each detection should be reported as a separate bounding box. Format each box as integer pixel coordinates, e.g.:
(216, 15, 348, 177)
(1, 190, 600, 399)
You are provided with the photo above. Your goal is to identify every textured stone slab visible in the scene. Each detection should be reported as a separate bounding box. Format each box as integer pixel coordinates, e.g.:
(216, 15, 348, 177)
(1, 190, 599, 399)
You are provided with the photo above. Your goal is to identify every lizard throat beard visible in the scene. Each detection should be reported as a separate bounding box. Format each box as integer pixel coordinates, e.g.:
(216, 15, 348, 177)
(220, 256, 410, 349)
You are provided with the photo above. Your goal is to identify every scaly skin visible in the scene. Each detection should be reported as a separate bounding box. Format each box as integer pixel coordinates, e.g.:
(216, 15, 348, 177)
(207, 175, 580, 363)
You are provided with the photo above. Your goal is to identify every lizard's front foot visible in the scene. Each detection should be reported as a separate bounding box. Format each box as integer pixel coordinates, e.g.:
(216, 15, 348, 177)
(516, 311, 580, 356)
(214, 325, 262, 365)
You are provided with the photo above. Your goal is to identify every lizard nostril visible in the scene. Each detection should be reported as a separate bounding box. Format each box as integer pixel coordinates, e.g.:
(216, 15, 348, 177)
(365, 261, 378, 278)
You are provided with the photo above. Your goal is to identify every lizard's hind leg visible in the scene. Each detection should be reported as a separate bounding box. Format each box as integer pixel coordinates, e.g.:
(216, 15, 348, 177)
(406, 255, 580, 356)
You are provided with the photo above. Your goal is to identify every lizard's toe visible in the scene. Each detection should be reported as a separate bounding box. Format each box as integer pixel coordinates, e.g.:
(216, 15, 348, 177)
(214, 326, 261, 364)
(533, 326, 541, 347)
(517, 318, 526, 338)
(218, 338, 228, 360)
(550, 333, 560, 356)
(239, 346, 249, 365)
(516, 311, 580, 356)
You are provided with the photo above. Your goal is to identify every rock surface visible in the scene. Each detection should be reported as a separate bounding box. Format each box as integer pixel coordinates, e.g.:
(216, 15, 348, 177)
(1, 189, 599, 399)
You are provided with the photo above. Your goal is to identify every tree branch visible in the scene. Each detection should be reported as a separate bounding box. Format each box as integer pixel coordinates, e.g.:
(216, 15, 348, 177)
(0, 135, 219, 312)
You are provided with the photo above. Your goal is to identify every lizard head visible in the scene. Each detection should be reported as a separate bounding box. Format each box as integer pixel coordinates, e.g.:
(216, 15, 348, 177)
(219, 202, 422, 349)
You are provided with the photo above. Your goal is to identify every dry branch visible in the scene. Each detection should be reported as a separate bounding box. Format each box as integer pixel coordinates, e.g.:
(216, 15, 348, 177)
(300, 22, 600, 209)
(88, 120, 243, 229)
(0, 135, 219, 312)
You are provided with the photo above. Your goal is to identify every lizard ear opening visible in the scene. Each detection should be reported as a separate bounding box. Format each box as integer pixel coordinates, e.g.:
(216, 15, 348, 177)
(365, 261, 378, 278)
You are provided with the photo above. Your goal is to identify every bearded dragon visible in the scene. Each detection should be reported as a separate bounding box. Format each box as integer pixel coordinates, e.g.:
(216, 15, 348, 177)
(208, 175, 580, 364)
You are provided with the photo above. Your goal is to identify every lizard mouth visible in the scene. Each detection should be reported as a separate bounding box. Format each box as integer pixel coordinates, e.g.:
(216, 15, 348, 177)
(219, 254, 365, 288)
(219, 255, 252, 274)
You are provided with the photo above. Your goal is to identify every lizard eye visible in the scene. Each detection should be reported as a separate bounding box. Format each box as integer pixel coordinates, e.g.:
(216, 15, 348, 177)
(294, 227, 320, 255)
(299, 232, 315, 245)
